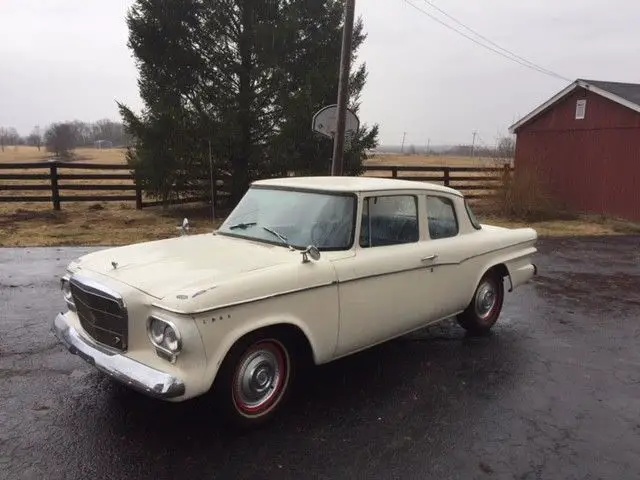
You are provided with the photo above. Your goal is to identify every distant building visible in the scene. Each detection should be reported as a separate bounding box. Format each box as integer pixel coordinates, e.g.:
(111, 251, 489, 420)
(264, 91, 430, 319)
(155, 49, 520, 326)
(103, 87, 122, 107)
(510, 79, 640, 221)
(94, 140, 113, 149)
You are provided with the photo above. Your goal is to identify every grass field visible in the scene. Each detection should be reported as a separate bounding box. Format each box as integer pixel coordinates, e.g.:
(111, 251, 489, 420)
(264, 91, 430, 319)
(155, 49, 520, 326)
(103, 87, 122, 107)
(1, 146, 506, 167)
(1, 146, 639, 246)
(0, 146, 127, 164)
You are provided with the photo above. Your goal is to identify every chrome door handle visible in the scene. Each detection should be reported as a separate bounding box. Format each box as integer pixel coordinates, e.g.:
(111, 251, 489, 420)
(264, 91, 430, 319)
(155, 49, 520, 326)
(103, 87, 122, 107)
(421, 254, 438, 262)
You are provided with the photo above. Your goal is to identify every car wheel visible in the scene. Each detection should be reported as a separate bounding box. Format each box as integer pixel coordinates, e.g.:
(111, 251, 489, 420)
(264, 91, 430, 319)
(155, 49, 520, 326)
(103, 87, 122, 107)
(214, 331, 293, 428)
(457, 270, 504, 335)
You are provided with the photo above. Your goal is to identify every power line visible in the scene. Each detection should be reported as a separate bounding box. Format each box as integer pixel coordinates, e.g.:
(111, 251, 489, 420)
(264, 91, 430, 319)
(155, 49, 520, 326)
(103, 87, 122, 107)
(418, 0, 567, 80)
(402, 0, 571, 82)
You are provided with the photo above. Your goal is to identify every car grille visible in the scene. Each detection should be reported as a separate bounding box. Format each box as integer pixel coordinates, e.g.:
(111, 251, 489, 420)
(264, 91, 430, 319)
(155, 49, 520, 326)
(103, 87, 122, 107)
(70, 277, 128, 351)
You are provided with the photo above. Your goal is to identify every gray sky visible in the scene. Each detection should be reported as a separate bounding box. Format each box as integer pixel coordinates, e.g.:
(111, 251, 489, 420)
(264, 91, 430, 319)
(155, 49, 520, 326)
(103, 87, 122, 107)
(1, 0, 639, 146)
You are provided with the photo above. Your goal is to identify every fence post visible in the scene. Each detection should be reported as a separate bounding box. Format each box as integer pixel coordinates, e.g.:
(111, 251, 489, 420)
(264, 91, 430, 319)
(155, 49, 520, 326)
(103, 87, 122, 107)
(135, 177, 143, 209)
(50, 162, 61, 210)
(391, 167, 398, 178)
(443, 167, 450, 187)
(212, 176, 218, 218)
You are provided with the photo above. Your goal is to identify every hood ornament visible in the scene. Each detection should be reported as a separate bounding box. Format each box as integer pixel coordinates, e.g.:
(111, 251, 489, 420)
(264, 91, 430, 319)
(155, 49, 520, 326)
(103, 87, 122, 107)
(111, 261, 118, 270)
(178, 218, 190, 236)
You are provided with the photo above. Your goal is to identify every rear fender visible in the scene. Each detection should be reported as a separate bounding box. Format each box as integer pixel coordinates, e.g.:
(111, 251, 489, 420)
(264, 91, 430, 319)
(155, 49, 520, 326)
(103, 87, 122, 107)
(476, 245, 538, 293)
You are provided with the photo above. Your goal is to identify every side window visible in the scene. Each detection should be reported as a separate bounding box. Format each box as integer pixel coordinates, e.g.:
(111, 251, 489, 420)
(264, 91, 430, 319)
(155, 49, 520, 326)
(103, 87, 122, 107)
(360, 195, 419, 248)
(427, 196, 459, 239)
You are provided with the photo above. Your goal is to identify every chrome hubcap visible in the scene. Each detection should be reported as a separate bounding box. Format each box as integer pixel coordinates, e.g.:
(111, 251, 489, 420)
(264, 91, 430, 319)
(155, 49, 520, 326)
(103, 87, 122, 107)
(234, 346, 283, 412)
(475, 281, 497, 319)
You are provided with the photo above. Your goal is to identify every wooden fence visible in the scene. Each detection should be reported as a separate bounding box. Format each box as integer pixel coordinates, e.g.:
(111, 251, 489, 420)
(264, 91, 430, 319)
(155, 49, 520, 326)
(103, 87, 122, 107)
(362, 165, 511, 199)
(0, 161, 511, 210)
(0, 161, 228, 210)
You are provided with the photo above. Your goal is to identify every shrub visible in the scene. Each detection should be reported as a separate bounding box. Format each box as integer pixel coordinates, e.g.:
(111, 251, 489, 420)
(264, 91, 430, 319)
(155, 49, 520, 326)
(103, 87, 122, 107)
(491, 165, 573, 221)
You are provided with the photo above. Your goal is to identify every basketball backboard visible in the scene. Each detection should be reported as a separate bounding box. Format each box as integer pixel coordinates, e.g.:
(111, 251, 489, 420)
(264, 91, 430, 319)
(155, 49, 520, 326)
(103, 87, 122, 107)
(312, 104, 360, 140)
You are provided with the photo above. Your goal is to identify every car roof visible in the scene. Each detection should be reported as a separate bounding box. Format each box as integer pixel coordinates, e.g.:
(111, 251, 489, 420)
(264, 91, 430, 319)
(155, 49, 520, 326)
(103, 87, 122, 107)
(252, 176, 462, 196)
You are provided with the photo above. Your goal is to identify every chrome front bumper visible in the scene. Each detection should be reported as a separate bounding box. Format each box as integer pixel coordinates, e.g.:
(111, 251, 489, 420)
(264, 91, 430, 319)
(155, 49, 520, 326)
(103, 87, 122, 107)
(52, 313, 185, 399)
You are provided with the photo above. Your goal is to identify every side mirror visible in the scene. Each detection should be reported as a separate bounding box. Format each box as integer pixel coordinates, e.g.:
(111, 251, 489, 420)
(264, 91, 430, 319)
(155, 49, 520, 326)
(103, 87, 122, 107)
(301, 245, 321, 263)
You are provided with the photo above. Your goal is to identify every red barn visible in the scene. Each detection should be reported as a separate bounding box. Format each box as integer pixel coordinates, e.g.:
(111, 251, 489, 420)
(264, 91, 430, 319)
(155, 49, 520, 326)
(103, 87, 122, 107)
(509, 79, 640, 221)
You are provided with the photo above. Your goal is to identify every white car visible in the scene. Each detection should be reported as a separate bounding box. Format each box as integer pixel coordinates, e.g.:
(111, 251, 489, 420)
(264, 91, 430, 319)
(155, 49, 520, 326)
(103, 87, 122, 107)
(52, 176, 538, 427)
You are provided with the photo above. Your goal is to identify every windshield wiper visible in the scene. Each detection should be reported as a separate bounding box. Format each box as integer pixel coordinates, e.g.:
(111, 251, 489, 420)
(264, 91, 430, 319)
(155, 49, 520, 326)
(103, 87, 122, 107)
(228, 222, 257, 230)
(262, 226, 294, 250)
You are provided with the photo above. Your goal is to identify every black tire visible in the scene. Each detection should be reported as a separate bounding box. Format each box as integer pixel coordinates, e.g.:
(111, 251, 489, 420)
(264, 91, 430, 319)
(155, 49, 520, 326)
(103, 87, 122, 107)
(213, 329, 294, 429)
(457, 270, 505, 335)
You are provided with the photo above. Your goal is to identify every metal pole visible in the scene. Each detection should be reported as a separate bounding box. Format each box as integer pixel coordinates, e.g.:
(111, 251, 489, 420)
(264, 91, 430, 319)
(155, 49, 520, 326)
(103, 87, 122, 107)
(471, 130, 477, 158)
(330, 0, 356, 176)
(209, 140, 215, 222)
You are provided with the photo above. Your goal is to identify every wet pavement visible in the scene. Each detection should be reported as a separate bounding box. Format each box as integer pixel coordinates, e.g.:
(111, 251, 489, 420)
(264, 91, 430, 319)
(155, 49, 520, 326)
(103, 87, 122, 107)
(1, 237, 640, 480)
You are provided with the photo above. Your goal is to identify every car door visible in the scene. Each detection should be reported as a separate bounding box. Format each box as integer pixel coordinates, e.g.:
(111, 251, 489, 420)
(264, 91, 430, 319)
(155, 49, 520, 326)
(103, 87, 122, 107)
(422, 194, 474, 316)
(331, 193, 442, 357)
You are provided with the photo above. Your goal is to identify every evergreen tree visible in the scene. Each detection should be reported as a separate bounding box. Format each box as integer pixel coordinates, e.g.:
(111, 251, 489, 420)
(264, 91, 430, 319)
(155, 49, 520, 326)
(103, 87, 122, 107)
(119, 0, 379, 206)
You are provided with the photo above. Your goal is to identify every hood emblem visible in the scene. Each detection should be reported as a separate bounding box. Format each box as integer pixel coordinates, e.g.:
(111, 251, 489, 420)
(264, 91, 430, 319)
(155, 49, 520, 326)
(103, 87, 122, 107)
(111, 261, 118, 270)
(178, 218, 190, 236)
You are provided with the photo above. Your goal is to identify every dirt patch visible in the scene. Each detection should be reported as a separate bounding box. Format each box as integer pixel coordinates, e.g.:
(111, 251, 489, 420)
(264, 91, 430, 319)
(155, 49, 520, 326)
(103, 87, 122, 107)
(0, 202, 222, 247)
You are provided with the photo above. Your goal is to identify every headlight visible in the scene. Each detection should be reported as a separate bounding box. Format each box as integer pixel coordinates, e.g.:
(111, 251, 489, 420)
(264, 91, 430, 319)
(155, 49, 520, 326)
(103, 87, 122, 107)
(149, 318, 166, 344)
(147, 317, 182, 359)
(60, 276, 76, 311)
(164, 327, 180, 352)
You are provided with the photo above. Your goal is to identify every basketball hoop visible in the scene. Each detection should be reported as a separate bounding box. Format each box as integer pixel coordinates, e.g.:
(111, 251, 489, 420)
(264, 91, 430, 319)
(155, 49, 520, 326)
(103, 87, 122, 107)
(312, 104, 360, 151)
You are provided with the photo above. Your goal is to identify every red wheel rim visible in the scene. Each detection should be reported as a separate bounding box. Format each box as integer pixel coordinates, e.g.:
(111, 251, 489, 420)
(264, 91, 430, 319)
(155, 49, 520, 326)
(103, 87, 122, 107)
(231, 340, 289, 416)
(475, 277, 500, 323)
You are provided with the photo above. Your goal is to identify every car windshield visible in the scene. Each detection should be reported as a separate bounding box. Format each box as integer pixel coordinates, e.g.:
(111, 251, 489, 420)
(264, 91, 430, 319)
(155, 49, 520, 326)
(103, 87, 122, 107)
(217, 187, 356, 250)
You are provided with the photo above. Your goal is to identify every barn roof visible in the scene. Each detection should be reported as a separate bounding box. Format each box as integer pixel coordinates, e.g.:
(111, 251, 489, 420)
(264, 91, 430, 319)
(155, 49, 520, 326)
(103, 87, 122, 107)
(509, 79, 640, 133)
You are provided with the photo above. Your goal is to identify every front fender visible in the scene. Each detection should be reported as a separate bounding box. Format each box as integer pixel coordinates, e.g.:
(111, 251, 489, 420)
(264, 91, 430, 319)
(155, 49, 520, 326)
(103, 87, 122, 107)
(192, 280, 340, 393)
(202, 314, 321, 392)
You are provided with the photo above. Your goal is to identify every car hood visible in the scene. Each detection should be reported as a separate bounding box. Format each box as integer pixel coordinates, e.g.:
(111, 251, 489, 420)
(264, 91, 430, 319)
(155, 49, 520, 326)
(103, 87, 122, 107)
(74, 233, 295, 299)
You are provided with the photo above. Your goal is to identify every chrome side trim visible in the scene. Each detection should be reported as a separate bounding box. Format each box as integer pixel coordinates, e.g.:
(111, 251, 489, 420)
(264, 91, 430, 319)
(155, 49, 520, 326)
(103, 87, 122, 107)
(52, 313, 185, 399)
(153, 281, 338, 315)
(338, 241, 537, 284)
(153, 241, 536, 316)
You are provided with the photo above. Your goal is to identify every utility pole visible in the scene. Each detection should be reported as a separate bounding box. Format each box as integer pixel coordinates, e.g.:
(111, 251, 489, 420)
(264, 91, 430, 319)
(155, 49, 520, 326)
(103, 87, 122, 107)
(471, 130, 478, 158)
(400, 132, 407, 154)
(330, 0, 356, 176)
(208, 140, 215, 222)
(426, 138, 430, 155)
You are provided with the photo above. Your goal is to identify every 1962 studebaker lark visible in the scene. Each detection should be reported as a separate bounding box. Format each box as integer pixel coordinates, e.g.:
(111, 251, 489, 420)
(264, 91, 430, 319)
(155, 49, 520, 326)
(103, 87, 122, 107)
(52, 176, 537, 427)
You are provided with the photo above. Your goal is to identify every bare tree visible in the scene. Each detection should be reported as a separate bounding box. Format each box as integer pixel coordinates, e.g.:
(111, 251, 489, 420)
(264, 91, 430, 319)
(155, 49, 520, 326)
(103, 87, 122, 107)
(70, 120, 92, 147)
(45, 123, 78, 159)
(26, 126, 42, 150)
(0, 127, 20, 152)
(92, 119, 126, 146)
(491, 134, 516, 166)
(496, 135, 516, 159)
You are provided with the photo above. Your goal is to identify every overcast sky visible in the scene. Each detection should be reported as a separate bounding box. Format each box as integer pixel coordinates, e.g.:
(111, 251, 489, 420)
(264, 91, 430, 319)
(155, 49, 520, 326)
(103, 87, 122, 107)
(1, 0, 639, 146)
